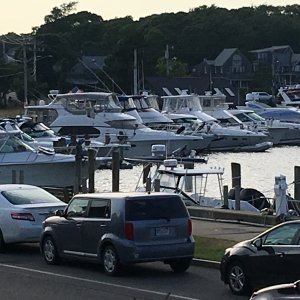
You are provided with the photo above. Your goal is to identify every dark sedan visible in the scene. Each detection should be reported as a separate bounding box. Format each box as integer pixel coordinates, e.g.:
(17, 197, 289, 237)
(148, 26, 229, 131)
(220, 220, 300, 295)
(250, 280, 300, 299)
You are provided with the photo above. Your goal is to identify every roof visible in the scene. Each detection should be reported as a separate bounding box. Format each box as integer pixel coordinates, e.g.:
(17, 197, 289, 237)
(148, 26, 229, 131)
(145, 76, 210, 96)
(249, 45, 291, 53)
(214, 48, 238, 66)
(158, 166, 224, 176)
(292, 53, 300, 64)
(73, 191, 181, 199)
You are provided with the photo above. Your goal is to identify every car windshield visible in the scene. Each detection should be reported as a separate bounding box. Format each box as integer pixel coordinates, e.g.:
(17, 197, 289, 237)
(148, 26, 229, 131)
(2, 187, 62, 205)
(125, 195, 188, 221)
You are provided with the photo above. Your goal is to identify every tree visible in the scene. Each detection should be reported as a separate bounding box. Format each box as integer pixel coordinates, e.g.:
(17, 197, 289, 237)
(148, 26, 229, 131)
(44, 2, 78, 23)
(155, 57, 188, 77)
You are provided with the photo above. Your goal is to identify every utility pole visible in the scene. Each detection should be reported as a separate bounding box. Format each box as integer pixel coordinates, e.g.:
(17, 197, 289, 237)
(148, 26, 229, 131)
(32, 38, 37, 82)
(22, 39, 28, 105)
(165, 44, 170, 76)
(133, 49, 138, 94)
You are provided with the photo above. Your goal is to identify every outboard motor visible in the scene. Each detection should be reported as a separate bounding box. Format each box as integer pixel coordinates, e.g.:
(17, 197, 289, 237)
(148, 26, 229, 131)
(228, 187, 270, 211)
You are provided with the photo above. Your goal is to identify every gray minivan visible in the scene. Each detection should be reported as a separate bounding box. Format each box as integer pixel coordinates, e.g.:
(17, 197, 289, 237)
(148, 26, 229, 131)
(40, 192, 195, 276)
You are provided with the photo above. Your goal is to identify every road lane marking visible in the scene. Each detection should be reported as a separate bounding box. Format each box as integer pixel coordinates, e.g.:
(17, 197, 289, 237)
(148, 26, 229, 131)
(0, 263, 201, 300)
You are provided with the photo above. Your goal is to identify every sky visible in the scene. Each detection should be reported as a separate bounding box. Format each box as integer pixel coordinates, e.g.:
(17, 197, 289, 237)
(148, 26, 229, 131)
(0, 0, 298, 35)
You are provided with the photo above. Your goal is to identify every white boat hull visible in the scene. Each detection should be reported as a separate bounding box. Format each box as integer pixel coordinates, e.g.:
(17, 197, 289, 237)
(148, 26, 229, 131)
(0, 152, 95, 187)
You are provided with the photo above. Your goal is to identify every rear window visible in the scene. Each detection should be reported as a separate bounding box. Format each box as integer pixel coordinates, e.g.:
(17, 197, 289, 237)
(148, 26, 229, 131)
(2, 187, 62, 205)
(125, 195, 188, 221)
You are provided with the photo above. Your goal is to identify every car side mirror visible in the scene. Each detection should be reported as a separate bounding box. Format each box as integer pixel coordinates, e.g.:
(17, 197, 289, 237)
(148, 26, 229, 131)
(295, 280, 300, 292)
(253, 238, 263, 249)
(55, 209, 65, 217)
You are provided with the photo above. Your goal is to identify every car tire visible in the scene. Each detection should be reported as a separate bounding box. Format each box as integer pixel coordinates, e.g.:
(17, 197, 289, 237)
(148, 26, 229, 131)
(169, 258, 191, 273)
(102, 245, 121, 276)
(42, 236, 60, 265)
(227, 261, 250, 295)
(0, 230, 6, 253)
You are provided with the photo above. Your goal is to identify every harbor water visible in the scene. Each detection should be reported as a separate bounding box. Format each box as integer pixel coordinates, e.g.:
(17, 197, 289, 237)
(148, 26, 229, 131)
(94, 146, 300, 200)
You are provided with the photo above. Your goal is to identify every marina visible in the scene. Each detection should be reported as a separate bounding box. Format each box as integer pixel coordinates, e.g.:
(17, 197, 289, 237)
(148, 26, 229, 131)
(94, 145, 300, 201)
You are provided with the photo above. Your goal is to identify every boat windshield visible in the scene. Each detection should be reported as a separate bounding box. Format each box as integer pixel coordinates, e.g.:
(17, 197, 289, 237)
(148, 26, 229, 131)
(53, 93, 122, 114)
(146, 95, 160, 110)
(0, 136, 36, 153)
(134, 97, 151, 110)
(22, 123, 57, 138)
(199, 94, 227, 109)
(161, 95, 202, 113)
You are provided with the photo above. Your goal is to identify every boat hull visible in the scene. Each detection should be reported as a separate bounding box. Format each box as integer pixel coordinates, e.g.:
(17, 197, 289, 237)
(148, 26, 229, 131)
(0, 152, 95, 187)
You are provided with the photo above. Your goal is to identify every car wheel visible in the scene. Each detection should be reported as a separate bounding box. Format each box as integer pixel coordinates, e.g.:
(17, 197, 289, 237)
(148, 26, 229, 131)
(169, 258, 192, 273)
(42, 236, 60, 265)
(102, 245, 121, 276)
(0, 230, 6, 253)
(227, 261, 250, 295)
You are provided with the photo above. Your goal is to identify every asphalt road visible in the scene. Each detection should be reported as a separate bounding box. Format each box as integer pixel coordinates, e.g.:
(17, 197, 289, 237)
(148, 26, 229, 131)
(0, 243, 249, 300)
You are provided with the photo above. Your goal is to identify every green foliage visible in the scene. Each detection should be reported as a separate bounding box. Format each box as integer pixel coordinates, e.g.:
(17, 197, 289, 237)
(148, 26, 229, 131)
(193, 236, 234, 261)
(44, 2, 78, 23)
(155, 57, 188, 77)
(3, 4, 300, 96)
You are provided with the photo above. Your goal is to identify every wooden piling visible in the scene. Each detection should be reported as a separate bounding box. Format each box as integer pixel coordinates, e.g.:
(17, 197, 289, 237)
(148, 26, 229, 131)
(231, 162, 241, 210)
(184, 163, 194, 192)
(223, 185, 229, 209)
(153, 178, 160, 192)
(112, 149, 120, 192)
(12, 170, 17, 183)
(88, 148, 96, 193)
(143, 163, 151, 184)
(145, 178, 151, 192)
(294, 166, 300, 201)
(74, 143, 83, 194)
(19, 170, 24, 184)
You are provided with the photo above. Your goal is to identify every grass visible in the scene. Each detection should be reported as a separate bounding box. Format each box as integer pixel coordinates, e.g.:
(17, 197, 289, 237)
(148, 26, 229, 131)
(0, 106, 23, 118)
(193, 236, 235, 261)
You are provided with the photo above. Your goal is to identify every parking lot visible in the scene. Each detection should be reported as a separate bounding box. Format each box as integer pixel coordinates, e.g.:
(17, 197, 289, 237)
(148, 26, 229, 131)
(0, 242, 248, 300)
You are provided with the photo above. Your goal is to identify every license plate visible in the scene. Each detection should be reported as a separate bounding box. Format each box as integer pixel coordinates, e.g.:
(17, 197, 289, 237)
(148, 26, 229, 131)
(155, 226, 170, 236)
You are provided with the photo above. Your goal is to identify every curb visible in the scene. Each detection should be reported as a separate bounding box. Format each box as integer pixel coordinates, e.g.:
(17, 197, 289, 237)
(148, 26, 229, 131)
(192, 258, 220, 269)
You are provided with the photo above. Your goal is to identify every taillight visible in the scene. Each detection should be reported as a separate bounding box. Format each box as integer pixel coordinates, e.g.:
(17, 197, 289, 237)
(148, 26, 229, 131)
(11, 212, 35, 221)
(124, 222, 134, 240)
(188, 219, 192, 236)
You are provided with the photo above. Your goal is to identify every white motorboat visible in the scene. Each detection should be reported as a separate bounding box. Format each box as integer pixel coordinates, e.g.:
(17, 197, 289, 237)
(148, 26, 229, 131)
(24, 91, 205, 158)
(277, 84, 300, 107)
(0, 130, 100, 188)
(160, 91, 272, 152)
(133, 156, 271, 213)
(118, 94, 214, 152)
(238, 100, 300, 145)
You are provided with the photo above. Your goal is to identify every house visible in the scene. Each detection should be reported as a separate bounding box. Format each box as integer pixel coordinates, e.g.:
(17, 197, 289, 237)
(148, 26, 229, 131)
(249, 45, 300, 87)
(66, 55, 106, 87)
(145, 48, 252, 105)
(192, 48, 253, 90)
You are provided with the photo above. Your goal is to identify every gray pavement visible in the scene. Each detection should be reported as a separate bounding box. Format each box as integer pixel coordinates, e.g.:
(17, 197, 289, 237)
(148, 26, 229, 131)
(191, 217, 269, 242)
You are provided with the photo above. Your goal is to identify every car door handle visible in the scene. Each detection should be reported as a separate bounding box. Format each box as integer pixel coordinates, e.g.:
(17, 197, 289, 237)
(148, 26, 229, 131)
(76, 223, 82, 228)
(100, 224, 107, 227)
(276, 252, 285, 258)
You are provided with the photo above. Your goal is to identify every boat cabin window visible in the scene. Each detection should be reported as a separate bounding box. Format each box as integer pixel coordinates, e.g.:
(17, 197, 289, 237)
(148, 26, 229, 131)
(58, 126, 100, 137)
(106, 120, 145, 129)
(25, 108, 58, 126)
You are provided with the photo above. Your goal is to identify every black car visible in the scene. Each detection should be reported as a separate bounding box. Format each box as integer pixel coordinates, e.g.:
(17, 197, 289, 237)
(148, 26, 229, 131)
(250, 280, 300, 299)
(220, 220, 300, 295)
